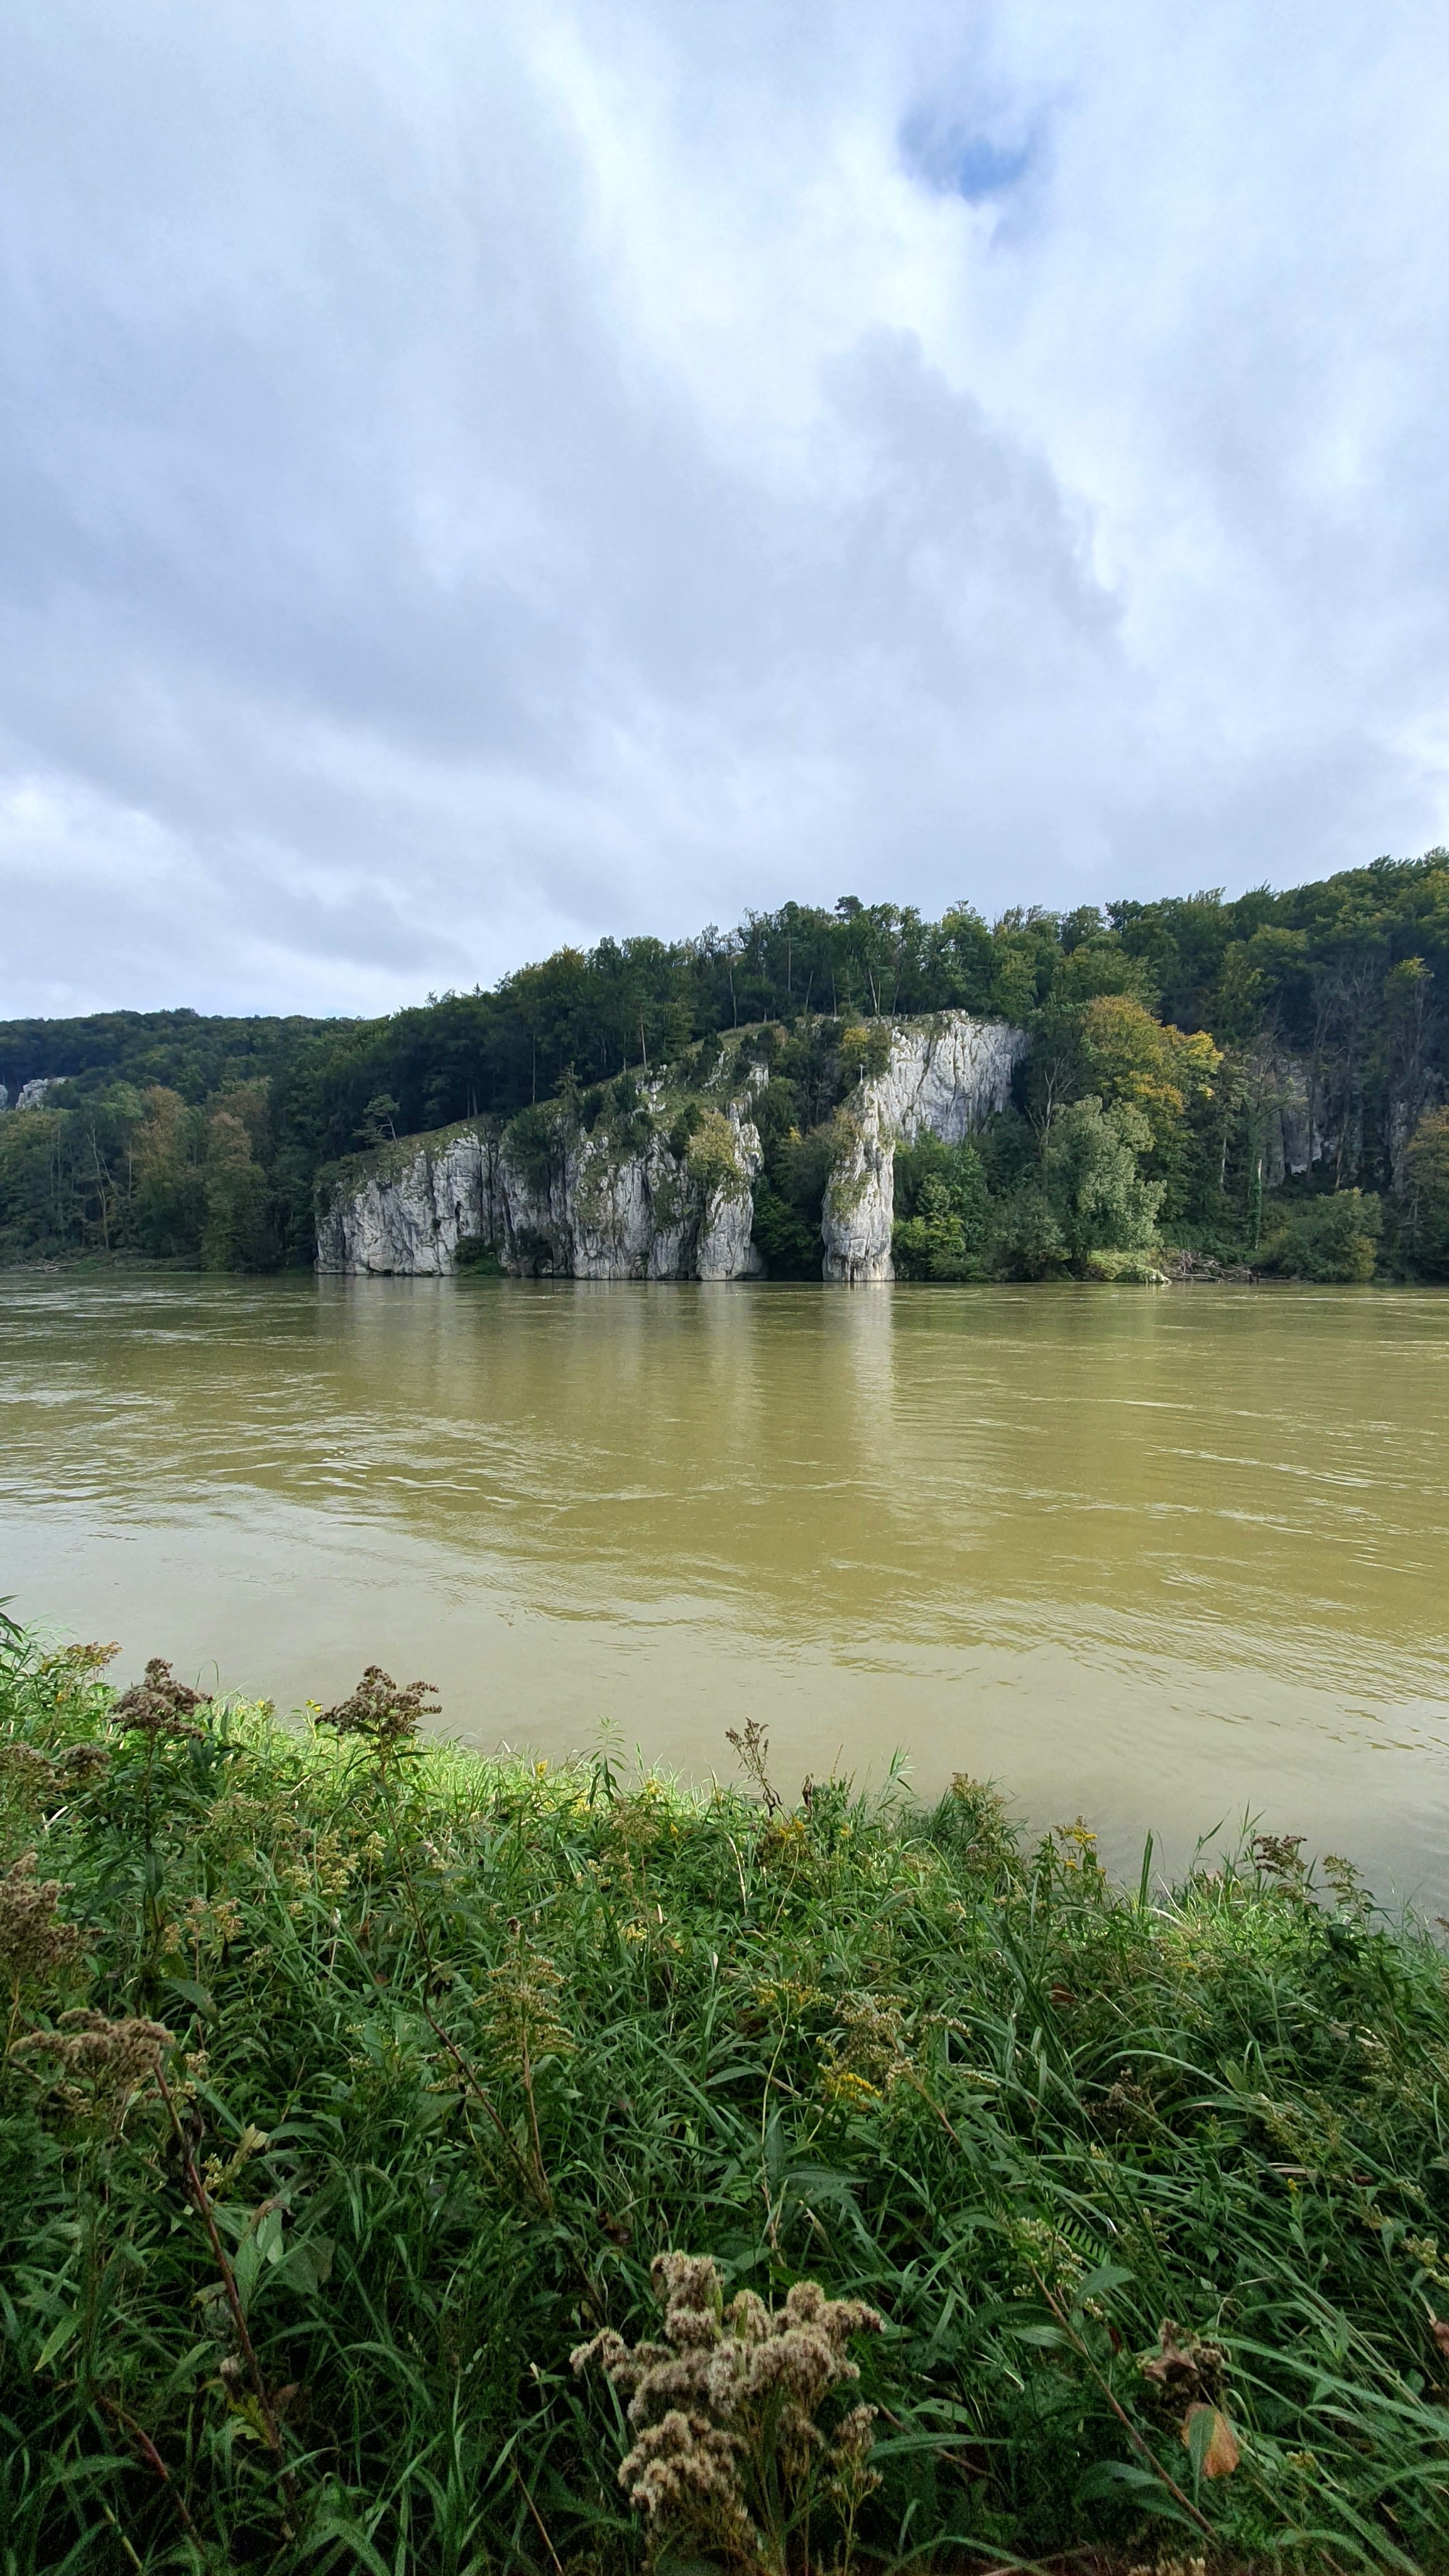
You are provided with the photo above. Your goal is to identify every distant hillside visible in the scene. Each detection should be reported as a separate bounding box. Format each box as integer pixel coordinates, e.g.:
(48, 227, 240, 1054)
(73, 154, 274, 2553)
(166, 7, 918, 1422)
(2, 856, 1448, 1277)
(0, 1008, 353, 1106)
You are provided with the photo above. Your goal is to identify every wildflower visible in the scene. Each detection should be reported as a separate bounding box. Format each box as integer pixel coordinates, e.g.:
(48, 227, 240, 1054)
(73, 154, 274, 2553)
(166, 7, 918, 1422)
(56, 1741, 111, 1786)
(572, 2253, 883, 2567)
(112, 1658, 212, 1742)
(1007, 2214, 1086, 2296)
(822, 2068, 882, 2108)
(478, 1938, 573, 2071)
(38, 1641, 118, 1683)
(0, 1852, 86, 1993)
(751, 1978, 823, 2025)
(183, 1893, 243, 1960)
(317, 1667, 438, 1766)
(0, 1744, 59, 1801)
(1053, 1818, 1101, 1873)
(17, 2008, 172, 2112)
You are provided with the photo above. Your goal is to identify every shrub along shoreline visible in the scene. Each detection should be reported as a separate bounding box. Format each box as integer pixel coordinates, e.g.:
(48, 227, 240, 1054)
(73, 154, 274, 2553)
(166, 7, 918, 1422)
(2, 1630, 1448, 2574)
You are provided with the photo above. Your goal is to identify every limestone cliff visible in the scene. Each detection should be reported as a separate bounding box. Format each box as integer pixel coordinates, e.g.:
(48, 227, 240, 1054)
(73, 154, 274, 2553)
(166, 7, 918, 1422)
(821, 1014, 1027, 1283)
(316, 1096, 764, 1281)
(317, 1010, 1025, 1282)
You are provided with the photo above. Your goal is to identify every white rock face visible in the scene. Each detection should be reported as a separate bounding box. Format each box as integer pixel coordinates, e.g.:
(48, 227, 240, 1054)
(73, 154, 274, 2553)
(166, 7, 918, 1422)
(314, 1127, 498, 1276)
(14, 1077, 54, 1112)
(316, 1104, 764, 1280)
(696, 1109, 766, 1281)
(318, 1016, 1022, 1283)
(822, 1014, 1027, 1283)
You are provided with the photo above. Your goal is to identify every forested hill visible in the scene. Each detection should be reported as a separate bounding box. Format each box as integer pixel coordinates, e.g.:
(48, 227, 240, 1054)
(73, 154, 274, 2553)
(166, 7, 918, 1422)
(0, 1009, 353, 1106)
(3, 853, 1449, 1277)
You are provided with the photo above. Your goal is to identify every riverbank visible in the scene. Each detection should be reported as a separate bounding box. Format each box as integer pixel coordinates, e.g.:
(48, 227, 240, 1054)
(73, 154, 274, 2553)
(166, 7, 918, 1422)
(3, 1627, 1448, 2572)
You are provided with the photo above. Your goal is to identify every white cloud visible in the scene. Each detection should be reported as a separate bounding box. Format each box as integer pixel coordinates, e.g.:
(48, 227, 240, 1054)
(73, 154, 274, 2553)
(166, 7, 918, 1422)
(1, 0, 1447, 1013)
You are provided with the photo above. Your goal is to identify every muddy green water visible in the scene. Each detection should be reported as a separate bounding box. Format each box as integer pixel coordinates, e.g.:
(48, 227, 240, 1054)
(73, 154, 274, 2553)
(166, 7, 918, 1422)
(2, 1275, 1447, 1903)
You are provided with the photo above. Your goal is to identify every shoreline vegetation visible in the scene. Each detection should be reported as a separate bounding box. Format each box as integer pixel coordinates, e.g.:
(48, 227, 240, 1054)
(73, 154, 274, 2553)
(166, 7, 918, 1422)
(4, 1627, 1449, 2570)
(4, 857, 1449, 1283)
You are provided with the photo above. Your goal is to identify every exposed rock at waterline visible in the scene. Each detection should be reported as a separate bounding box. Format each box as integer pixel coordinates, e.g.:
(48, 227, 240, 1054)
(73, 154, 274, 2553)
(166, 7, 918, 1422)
(318, 1011, 1027, 1283)
(821, 1016, 1027, 1283)
(316, 1099, 764, 1281)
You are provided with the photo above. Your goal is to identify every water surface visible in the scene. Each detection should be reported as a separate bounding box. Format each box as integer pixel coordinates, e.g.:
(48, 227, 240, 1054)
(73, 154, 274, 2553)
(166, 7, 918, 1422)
(3, 1275, 1447, 1904)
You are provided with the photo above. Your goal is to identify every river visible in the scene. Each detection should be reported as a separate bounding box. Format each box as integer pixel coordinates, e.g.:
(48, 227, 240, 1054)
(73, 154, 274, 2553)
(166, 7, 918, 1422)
(2, 1273, 1446, 1906)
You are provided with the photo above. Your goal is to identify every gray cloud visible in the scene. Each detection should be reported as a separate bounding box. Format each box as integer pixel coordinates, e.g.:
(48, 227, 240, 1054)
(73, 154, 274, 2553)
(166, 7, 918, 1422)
(1, 0, 1447, 1013)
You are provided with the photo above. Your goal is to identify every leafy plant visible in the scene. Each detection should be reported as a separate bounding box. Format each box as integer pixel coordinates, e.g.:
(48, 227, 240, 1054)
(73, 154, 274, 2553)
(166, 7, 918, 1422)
(1261, 1188, 1382, 1282)
(1, 1617, 1448, 2571)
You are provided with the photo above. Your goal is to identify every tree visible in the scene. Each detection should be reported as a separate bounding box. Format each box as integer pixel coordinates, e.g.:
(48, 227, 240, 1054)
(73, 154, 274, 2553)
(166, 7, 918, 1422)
(1042, 1099, 1163, 1267)
(1077, 996, 1219, 1153)
(0, 1105, 70, 1254)
(1384, 959, 1437, 1185)
(134, 1087, 204, 1256)
(1077, 993, 1221, 1220)
(892, 1138, 990, 1279)
(1261, 1191, 1380, 1283)
(201, 1110, 274, 1270)
(991, 1181, 1066, 1279)
(1402, 1106, 1449, 1277)
(360, 1093, 401, 1146)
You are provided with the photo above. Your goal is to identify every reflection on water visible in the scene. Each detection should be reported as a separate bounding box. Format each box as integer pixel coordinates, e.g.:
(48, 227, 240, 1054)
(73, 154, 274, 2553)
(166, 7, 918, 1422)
(2, 1274, 1447, 1903)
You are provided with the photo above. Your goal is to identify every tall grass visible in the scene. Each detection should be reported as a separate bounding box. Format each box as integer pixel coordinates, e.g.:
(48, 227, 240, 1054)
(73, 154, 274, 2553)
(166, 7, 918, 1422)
(1, 1623, 1448, 2572)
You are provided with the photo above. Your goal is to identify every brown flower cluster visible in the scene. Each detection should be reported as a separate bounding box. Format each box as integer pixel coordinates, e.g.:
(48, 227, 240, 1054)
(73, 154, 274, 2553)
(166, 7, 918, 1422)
(0, 1745, 62, 1802)
(0, 1740, 112, 1805)
(112, 1659, 212, 1741)
(0, 1852, 86, 1993)
(318, 1667, 439, 1764)
(572, 2252, 882, 2565)
(17, 1998, 172, 2101)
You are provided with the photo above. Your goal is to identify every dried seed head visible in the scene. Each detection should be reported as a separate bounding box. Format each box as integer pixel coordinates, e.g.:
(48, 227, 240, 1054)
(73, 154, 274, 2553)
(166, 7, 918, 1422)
(0, 1852, 85, 1988)
(56, 1742, 112, 1786)
(0, 1743, 58, 1792)
(317, 1667, 438, 1762)
(111, 1659, 212, 1741)
(17, 2009, 172, 2096)
(1139, 2319, 1228, 2422)
(573, 2254, 884, 2561)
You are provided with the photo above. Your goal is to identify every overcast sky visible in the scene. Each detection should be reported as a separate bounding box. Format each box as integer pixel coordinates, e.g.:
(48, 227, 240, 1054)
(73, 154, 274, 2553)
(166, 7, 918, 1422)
(3, 1, 1448, 1017)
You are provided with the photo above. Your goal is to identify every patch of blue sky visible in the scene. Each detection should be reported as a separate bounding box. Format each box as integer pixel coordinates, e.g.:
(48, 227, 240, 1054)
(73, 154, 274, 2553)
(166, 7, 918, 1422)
(898, 109, 1037, 203)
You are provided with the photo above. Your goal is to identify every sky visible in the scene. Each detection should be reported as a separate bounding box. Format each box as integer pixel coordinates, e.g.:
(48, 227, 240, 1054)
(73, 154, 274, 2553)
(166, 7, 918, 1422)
(3, 0, 1449, 1019)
